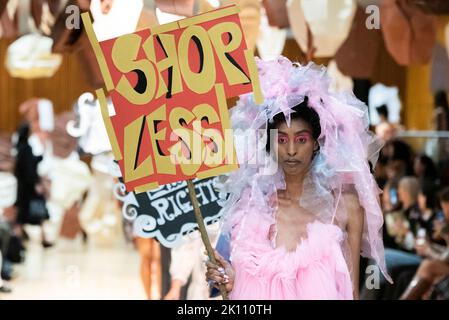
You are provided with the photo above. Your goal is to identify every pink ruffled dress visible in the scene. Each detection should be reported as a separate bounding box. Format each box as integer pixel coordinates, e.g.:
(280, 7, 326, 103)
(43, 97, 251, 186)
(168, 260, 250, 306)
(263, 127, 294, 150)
(228, 193, 354, 300)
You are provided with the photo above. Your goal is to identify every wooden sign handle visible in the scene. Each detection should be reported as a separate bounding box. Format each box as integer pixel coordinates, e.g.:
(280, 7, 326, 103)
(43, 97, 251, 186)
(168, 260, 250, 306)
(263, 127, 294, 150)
(186, 179, 229, 300)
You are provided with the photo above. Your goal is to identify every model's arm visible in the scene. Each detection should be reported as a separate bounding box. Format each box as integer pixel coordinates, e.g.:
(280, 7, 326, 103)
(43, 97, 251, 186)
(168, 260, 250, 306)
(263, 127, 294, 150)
(344, 192, 365, 300)
(205, 250, 235, 294)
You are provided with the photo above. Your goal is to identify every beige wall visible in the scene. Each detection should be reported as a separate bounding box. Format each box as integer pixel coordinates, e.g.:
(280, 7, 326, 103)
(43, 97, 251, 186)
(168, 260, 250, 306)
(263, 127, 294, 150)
(0, 38, 95, 133)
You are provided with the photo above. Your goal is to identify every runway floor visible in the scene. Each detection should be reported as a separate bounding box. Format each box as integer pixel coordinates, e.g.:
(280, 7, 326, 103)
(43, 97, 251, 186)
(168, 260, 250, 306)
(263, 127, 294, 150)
(1, 228, 158, 300)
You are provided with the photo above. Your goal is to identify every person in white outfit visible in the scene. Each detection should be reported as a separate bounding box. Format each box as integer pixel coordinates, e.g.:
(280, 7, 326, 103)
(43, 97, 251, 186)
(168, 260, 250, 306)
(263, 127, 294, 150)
(164, 222, 220, 300)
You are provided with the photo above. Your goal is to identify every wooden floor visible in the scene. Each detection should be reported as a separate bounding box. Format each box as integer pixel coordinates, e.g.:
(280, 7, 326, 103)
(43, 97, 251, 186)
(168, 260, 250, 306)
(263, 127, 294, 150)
(1, 227, 158, 300)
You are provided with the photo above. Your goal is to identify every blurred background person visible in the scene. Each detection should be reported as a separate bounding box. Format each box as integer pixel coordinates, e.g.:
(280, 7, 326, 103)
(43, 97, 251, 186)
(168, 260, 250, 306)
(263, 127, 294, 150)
(135, 237, 161, 300)
(414, 154, 439, 187)
(164, 223, 220, 300)
(400, 187, 449, 299)
(13, 123, 52, 248)
(375, 104, 399, 142)
(381, 140, 414, 212)
(433, 91, 449, 187)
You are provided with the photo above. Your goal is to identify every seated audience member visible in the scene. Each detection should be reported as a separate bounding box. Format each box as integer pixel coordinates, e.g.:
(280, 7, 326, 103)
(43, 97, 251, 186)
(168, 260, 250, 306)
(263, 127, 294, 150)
(414, 154, 438, 186)
(381, 140, 414, 212)
(400, 187, 449, 299)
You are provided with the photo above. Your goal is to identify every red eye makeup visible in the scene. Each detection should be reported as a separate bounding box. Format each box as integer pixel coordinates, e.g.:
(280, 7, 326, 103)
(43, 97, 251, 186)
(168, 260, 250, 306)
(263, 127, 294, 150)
(277, 134, 288, 144)
(277, 131, 312, 144)
(294, 132, 312, 144)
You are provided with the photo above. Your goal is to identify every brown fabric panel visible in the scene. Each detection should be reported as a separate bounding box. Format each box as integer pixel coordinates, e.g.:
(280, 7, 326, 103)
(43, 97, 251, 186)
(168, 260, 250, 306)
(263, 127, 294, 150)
(31, 0, 61, 31)
(409, 0, 449, 14)
(0, 8, 18, 38)
(51, 0, 91, 53)
(31, 0, 45, 29)
(335, 6, 381, 78)
(0, 0, 7, 16)
(76, 31, 105, 88)
(262, 0, 289, 28)
(381, 0, 436, 66)
(48, 0, 62, 15)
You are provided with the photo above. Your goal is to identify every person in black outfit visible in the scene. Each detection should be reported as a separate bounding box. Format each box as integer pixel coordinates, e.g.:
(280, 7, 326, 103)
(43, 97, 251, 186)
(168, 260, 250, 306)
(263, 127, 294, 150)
(13, 123, 51, 248)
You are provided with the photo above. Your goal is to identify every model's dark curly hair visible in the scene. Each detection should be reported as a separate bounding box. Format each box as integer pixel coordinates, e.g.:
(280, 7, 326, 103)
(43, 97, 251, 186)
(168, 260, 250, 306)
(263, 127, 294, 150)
(266, 96, 321, 153)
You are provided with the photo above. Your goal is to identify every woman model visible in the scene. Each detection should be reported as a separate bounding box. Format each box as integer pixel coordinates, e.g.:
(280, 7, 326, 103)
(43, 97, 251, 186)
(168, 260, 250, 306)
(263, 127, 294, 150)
(206, 57, 391, 299)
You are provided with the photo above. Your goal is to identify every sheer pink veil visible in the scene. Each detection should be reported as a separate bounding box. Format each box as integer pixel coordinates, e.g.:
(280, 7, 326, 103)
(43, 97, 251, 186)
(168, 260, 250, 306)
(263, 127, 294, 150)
(217, 56, 392, 283)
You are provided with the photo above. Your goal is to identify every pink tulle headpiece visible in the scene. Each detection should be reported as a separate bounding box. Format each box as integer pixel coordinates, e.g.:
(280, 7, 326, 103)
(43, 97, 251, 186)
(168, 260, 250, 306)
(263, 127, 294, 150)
(218, 56, 391, 283)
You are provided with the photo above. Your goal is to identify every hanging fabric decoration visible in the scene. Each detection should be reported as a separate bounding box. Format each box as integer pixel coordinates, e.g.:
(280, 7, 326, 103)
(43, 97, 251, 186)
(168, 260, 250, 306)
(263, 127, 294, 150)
(90, 0, 143, 41)
(220, 0, 261, 50)
(51, 0, 91, 53)
(381, 0, 436, 66)
(287, 0, 356, 58)
(155, 0, 195, 16)
(262, 0, 289, 28)
(0, 0, 18, 39)
(31, 0, 62, 36)
(409, 0, 449, 15)
(67, 92, 113, 155)
(5, 33, 62, 78)
(256, 9, 286, 61)
(335, 5, 382, 79)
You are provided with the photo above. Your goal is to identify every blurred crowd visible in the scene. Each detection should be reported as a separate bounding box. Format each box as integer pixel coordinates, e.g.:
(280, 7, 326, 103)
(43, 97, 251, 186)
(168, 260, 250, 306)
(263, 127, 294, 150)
(359, 90, 449, 300)
(0, 94, 219, 301)
(1, 91, 449, 300)
(0, 97, 122, 296)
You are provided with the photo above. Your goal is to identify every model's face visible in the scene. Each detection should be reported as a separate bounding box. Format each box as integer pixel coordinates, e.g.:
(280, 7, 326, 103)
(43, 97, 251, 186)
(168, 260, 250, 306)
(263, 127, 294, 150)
(275, 119, 318, 177)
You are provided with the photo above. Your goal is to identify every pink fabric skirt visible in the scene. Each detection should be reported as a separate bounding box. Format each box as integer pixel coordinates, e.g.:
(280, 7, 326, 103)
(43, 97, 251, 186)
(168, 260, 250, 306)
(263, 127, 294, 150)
(229, 209, 353, 300)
